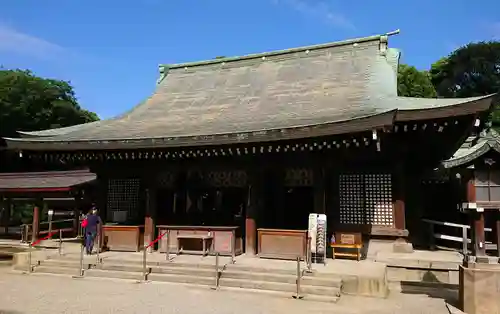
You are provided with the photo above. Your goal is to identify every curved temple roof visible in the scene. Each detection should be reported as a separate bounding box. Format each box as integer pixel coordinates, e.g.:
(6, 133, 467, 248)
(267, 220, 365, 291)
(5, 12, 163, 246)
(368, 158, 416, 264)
(4, 31, 496, 151)
(442, 129, 500, 169)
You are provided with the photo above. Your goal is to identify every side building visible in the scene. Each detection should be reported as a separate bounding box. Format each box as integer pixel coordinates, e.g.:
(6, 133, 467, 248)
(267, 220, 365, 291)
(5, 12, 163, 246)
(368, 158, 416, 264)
(3, 31, 496, 258)
(441, 129, 500, 258)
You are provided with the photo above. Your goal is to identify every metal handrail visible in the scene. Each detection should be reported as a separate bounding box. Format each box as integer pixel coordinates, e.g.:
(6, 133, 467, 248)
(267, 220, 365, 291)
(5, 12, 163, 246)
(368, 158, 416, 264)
(140, 231, 168, 282)
(211, 252, 221, 290)
(422, 218, 496, 256)
(21, 219, 77, 243)
(27, 231, 56, 274)
(21, 219, 75, 228)
(292, 256, 304, 299)
(305, 236, 312, 273)
(422, 218, 493, 232)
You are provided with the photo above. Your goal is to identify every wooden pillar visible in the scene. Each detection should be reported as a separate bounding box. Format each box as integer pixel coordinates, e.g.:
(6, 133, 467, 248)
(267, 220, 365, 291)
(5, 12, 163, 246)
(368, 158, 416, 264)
(473, 211, 486, 256)
(465, 173, 486, 256)
(495, 210, 500, 258)
(313, 167, 326, 214)
(5, 198, 10, 235)
(144, 188, 155, 252)
(0, 197, 11, 235)
(393, 165, 406, 230)
(245, 168, 262, 256)
(32, 204, 40, 242)
(73, 201, 80, 237)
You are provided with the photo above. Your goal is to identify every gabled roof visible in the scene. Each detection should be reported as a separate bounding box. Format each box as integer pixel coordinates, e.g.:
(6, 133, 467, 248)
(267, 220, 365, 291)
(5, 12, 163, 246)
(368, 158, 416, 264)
(3, 31, 496, 151)
(442, 129, 500, 168)
(0, 170, 96, 192)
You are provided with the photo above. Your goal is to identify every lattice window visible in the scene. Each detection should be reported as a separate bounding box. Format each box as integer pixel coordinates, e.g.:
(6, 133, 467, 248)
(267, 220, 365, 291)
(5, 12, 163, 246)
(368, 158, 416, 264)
(107, 178, 141, 223)
(339, 173, 394, 226)
(284, 168, 314, 186)
(339, 174, 364, 224)
(365, 174, 393, 226)
(475, 170, 500, 202)
(205, 170, 247, 187)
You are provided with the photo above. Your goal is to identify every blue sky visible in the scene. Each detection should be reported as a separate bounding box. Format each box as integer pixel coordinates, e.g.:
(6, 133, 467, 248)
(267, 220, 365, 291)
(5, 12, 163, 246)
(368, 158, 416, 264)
(1, 0, 499, 119)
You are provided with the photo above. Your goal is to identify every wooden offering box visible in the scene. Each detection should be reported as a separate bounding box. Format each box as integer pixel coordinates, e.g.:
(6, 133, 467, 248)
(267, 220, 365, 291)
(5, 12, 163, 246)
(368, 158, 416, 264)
(102, 225, 144, 252)
(257, 228, 307, 260)
(331, 232, 362, 261)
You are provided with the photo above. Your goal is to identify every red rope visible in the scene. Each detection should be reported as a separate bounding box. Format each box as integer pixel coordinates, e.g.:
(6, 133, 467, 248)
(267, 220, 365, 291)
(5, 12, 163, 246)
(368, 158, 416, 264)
(146, 232, 167, 249)
(32, 232, 55, 247)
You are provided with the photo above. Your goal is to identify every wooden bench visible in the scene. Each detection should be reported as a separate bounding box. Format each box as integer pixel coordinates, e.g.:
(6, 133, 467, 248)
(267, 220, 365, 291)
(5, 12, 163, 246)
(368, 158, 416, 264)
(177, 234, 213, 256)
(330, 243, 362, 261)
(330, 232, 362, 261)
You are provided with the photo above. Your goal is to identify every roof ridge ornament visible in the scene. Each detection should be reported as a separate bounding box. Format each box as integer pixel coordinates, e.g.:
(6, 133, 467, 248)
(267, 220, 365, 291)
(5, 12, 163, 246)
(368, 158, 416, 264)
(157, 65, 170, 85)
(379, 36, 388, 55)
(379, 30, 400, 56)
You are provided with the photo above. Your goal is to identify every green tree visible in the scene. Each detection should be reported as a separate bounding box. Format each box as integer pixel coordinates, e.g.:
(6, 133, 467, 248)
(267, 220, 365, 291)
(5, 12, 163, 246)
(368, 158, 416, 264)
(429, 42, 500, 98)
(0, 69, 99, 138)
(429, 42, 500, 127)
(397, 64, 437, 98)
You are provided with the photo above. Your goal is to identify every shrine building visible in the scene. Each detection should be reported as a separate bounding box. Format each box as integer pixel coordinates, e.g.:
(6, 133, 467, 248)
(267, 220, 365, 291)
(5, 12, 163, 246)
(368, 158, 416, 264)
(3, 31, 496, 259)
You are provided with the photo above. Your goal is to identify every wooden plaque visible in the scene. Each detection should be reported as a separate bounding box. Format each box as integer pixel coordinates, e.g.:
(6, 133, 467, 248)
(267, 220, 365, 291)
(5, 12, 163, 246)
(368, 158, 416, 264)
(340, 233, 355, 245)
(336, 232, 361, 245)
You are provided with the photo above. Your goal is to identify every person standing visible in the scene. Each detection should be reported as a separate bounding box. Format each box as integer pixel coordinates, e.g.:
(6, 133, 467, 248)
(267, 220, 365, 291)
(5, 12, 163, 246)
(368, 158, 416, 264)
(84, 206, 102, 255)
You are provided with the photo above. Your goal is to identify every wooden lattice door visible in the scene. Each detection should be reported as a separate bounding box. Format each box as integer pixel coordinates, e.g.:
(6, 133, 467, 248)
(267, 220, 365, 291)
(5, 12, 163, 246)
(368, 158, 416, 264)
(107, 178, 141, 223)
(338, 173, 394, 227)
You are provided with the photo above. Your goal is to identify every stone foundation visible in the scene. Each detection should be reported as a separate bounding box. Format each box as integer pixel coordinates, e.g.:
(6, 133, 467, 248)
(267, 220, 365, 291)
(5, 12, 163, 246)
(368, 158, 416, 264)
(460, 261, 500, 314)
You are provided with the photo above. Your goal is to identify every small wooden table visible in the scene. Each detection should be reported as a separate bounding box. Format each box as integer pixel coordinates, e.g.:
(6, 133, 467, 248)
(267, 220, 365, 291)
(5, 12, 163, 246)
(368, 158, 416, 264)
(177, 234, 213, 256)
(330, 232, 362, 261)
(330, 243, 362, 261)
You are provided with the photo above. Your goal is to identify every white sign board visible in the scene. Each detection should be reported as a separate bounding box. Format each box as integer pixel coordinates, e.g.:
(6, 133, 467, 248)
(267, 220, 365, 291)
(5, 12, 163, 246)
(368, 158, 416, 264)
(316, 214, 327, 254)
(48, 210, 54, 216)
(308, 213, 318, 254)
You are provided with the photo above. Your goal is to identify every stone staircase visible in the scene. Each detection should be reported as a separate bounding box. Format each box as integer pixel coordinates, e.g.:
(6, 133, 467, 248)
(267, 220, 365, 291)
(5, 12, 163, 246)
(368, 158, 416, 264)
(15, 254, 342, 303)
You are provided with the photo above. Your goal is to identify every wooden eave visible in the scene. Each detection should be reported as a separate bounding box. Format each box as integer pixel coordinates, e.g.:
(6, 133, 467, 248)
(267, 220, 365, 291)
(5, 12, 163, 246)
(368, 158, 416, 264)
(395, 95, 494, 121)
(0, 170, 96, 193)
(441, 126, 500, 169)
(3, 111, 397, 151)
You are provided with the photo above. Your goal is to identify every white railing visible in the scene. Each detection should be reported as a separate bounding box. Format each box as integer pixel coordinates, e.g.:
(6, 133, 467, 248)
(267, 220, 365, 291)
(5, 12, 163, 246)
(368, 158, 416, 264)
(422, 218, 496, 255)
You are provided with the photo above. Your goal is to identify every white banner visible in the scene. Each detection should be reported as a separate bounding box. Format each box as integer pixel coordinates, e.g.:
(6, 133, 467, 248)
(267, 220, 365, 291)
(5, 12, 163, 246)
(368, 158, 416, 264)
(308, 213, 318, 254)
(316, 214, 327, 254)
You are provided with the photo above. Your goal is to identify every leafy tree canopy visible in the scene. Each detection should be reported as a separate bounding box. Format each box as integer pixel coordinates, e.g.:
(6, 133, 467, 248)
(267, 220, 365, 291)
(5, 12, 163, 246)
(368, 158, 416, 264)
(0, 69, 99, 138)
(397, 64, 437, 98)
(429, 42, 500, 127)
(429, 42, 500, 98)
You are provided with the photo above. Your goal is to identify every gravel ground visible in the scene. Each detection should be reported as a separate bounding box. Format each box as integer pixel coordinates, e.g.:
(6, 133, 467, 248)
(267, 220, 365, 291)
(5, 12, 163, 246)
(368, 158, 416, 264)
(0, 269, 450, 314)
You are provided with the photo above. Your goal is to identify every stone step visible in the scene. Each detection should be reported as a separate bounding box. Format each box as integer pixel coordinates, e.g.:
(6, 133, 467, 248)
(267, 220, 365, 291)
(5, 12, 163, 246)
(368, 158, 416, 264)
(222, 270, 342, 288)
(215, 286, 340, 303)
(147, 272, 214, 286)
(43, 259, 340, 287)
(219, 277, 341, 297)
(85, 269, 143, 281)
(46, 256, 333, 276)
(31, 265, 82, 276)
(42, 259, 93, 269)
(42, 258, 342, 288)
(42, 258, 216, 277)
(17, 265, 340, 303)
(51, 255, 217, 270)
(71, 268, 341, 299)
(21, 258, 342, 303)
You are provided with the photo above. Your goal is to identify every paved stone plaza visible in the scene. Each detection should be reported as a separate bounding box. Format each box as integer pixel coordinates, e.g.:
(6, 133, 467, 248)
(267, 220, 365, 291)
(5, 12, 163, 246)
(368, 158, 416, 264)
(0, 268, 451, 314)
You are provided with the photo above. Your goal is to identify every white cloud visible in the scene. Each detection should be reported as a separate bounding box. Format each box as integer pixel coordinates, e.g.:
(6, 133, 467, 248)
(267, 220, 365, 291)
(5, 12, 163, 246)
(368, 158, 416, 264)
(273, 0, 354, 30)
(0, 23, 65, 60)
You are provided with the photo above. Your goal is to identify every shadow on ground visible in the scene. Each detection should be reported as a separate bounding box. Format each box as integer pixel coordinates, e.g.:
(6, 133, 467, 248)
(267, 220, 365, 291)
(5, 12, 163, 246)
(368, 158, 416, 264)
(399, 271, 460, 308)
